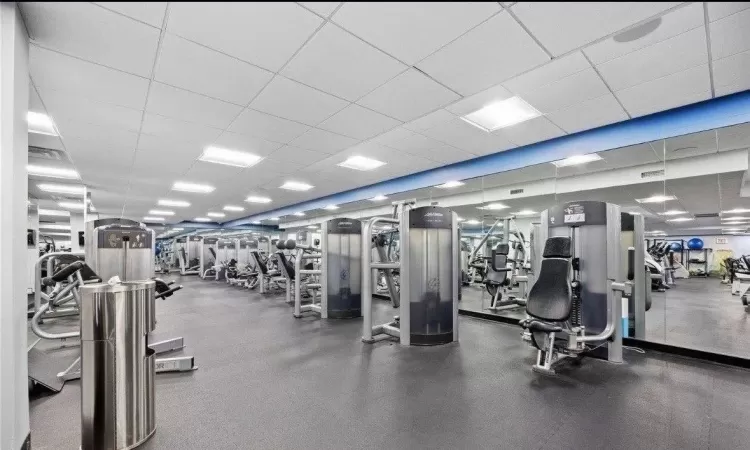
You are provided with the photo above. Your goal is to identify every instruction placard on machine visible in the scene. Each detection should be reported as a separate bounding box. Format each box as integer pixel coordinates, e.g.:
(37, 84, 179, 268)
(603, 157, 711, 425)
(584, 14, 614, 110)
(563, 204, 585, 224)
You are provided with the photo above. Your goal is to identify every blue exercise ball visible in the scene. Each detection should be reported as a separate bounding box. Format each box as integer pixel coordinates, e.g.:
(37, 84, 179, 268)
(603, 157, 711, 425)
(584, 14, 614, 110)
(687, 238, 704, 250)
(669, 242, 683, 251)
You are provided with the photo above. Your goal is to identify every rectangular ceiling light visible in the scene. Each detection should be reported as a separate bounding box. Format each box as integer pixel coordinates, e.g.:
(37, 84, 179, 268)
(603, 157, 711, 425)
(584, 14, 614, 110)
(307, 225, 318, 229)
(207, 212, 225, 218)
(158, 199, 190, 207)
(172, 227, 184, 231)
(551, 154, 603, 168)
(464, 219, 481, 225)
(666, 217, 694, 222)
(722, 208, 750, 214)
(369, 195, 388, 202)
(658, 210, 687, 216)
(280, 181, 313, 191)
(199, 146, 263, 168)
(173, 181, 215, 193)
(58, 201, 86, 210)
(223, 205, 245, 212)
(194, 217, 211, 222)
(293, 212, 305, 217)
(27, 164, 79, 180)
(337, 156, 386, 171)
(269, 217, 280, 221)
(511, 209, 537, 216)
(436, 181, 465, 189)
(38, 209, 69, 216)
(460, 96, 541, 132)
(144, 216, 165, 221)
(39, 224, 71, 230)
(457, 217, 465, 222)
(723, 221, 749, 225)
(251, 221, 261, 224)
(37, 183, 85, 195)
(27, 111, 58, 136)
(149, 209, 175, 216)
(323, 204, 339, 210)
(478, 203, 509, 210)
(722, 216, 750, 221)
(636, 195, 677, 204)
(246, 196, 272, 204)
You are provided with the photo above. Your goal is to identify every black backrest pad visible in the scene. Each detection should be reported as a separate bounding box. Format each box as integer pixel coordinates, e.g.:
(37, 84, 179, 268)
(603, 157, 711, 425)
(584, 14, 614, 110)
(494, 243, 509, 255)
(526, 259, 572, 321)
(543, 236, 572, 258)
(252, 251, 267, 274)
(51, 261, 85, 282)
(276, 253, 295, 279)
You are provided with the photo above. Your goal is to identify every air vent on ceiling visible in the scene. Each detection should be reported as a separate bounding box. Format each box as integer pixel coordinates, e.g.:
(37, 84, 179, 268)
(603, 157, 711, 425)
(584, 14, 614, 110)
(510, 188, 524, 195)
(28, 146, 65, 160)
(694, 213, 719, 218)
(641, 169, 665, 178)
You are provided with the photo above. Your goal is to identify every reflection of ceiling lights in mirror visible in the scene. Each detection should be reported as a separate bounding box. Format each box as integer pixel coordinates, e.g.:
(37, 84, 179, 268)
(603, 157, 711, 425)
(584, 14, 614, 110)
(436, 181, 465, 189)
(464, 219, 480, 225)
(27, 111, 58, 136)
(337, 156, 386, 171)
(280, 181, 313, 191)
(149, 209, 174, 216)
(38, 183, 85, 195)
(199, 146, 262, 168)
(636, 195, 677, 203)
(511, 209, 537, 216)
(722, 216, 750, 221)
(658, 210, 686, 216)
(194, 217, 211, 222)
(269, 217, 279, 221)
(646, 230, 665, 234)
(246, 196, 272, 203)
(58, 201, 89, 210)
(207, 212, 225, 218)
(722, 208, 750, 214)
(172, 181, 215, 193)
(40, 224, 70, 230)
(293, 212, 305, 217)
(144, 216, 164, 221)
(551, 154, 603, 167)
(457, 217, 465, 222)
(666, 217, 694, 222)
(39, 209, 69, 216)
(461, 97, 541, 132)
(723, 228, 746, 232)
(722, 221, 749, 225)
(307, 225, 318, 229)
(223, 205, 244, 212)
(478, 203, 509, 210)
(27, 165, 79, 180)
(158, 199, 190, 207)
(323, 204, 339, 210)
(369, 195, 388, 201)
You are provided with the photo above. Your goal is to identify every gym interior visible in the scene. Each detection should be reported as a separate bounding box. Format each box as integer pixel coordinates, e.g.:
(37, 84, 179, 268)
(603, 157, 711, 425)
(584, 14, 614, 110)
(4, 2, 750, 450)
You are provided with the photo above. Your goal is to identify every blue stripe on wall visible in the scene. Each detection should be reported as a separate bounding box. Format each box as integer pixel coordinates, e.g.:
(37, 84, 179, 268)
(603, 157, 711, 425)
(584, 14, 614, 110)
(224, 90, 750, 228)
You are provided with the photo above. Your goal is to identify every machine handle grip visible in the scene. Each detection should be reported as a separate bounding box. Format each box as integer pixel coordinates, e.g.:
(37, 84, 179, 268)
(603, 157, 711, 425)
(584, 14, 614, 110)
(627, 247, 635, 281)
(50, 261, 85, 282)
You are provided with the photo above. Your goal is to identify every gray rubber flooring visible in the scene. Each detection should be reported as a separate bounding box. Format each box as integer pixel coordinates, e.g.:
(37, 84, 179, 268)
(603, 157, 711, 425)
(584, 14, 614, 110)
(29, 276, 750, 449)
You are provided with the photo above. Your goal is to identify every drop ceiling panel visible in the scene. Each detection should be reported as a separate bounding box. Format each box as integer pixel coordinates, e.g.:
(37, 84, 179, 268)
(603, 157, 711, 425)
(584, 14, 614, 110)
(546, 94, 629, 134)
(29, 46, 150, 110)
(299, 2, 341, 18)
(404, 109, 458, 132)
(250, 76, 349, 126)
(132, 149, 194, 176)
(227, 109, 310, 144)
(251, 158, 308, 176)
(266, 145, 332, 166)
(288, 128, 359, 153)
(154, 34, 273, 106)
(446, 85, 514, 117)
(212, 132, 283, 157)
(503, 51, 591, 94)
(420, 116, 516, 155)
(417, 11, 549, 96)
(357, 69, 460, 122)
(615, 64, 711, 118)
(713, 49, 750, 96)
(55, 119, 139, 152)
(511, 2, 681, 56)
(583, 3, 705, 65)
(93, 2, 167, 27)
(167, 2, 323, 72)
(707, 2, 750, 22)
(281, 23, 407, 102)
(710, 7, 750, 60)
(718, 123, 750, 152)
(140, 113, 223, 144)
(22, 2, 160, 77)
(600, 142, 663, 168)
(145, 82, 243, 129)
(512, 68, 610, 114)
(331, 2, 501, 65)
(136, 133, 205, 159)
(317, 104, 401, 140)
(494, 117, 565, 147)
(181, 161, 245, 185)
(40, 89, 143, 133)
(596, 27, 707, 91)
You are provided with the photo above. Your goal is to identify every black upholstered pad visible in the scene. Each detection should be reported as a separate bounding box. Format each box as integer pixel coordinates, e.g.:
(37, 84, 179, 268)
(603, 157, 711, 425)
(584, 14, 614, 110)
(521, 319, 562, 333)
(252, 251, 268, 274)
(526, 259, 572, 321)
(209, 248, 217, 259)
(276, 253, 295, 280)
(494, 243, 509, 255)
(543, 236, 572, 258)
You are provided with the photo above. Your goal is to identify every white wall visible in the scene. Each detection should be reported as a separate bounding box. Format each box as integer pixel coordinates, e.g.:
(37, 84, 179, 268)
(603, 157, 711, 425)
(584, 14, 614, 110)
(662, 234, 750, 270)
(0, 3, 30, 448)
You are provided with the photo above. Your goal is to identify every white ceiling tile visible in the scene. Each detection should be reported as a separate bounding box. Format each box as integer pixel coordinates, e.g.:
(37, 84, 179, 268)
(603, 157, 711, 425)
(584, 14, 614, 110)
(511, 2, 681, 56)
(404, 109, 457, 132)
(136, 133, 204, 159)
(615, 64, 711, 117)
(299, 2, 342, 18)
(29, 46, 149, 110)
(707, 2, 750, 22)
(167, 2, 323, 71)
(445, 85, 514, 117)
(713, 49, 750, 96)
(512, 68, 610, 114)
(154, 34, 273, 106)
(181, 161, 244, 185)
(583, 3, 705, 65)
(93, 2, 167, 27)
(494, 116, 565, 147)
(65, 136, 136, 166)
(317, 104, 401, 140)
(503, 51, 591, 92)
(417, 11, 549, 96)
(253, 158, 308, 176)
(357, 69, 460, 122)
(710, 7, 750, 60)
(288, 128, 359, 153)
(250, 76, 349, 126)
(40, 89, 143, 133)
(420, 116, 516, 155)
(56, 119, 140, 152)
(266, 145, 332, 166)
(22, 2, 160, 77)
(140, 113, 223, 144)
(596, 27, 707, 91)
(132, 149, 193, 176)
(281, 23, 407, 102)
(227, 109, 310, 144)
(546, 94, 629, 134)
(383, 131, 477, 164)
(146, 82, 243, 129)
(331, 2, 501, 65)
(212, 131, 283, 157)
(369, 127, 416, 148)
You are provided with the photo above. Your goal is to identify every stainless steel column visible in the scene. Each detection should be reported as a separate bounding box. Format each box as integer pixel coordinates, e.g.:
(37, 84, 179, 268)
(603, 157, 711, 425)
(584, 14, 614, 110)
(80, 280, 157, 450)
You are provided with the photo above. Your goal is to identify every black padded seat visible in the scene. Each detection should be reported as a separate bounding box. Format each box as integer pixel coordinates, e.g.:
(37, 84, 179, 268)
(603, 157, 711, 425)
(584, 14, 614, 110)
(485, 243, 510, 285)
(525, 237, 573, 322)
(521, 319, 563, 333)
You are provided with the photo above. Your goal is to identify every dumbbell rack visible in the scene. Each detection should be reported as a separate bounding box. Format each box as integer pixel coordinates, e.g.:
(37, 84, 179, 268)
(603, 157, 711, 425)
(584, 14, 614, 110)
(687, 248, 710, 277)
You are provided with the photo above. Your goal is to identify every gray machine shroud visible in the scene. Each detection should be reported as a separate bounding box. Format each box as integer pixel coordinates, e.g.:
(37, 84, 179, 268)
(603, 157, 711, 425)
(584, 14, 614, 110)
(325, 218, 362, 318)
(85, 218, 154, 281)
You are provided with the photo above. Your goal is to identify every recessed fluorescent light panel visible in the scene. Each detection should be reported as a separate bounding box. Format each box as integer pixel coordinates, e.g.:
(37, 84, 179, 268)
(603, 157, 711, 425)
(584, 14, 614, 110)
(223, 205, 245, 212)
(722, 216, 750, 221)
(251, 221, 261, 224)
(207, 212, 225, 218)
(457, 217, 465, 222)
(269, 217, 280, 221)
(460, 96, 541, 132)
(37, 183, 85, 195)
(158, 199, 190, 208)
(172, 181, 215, 193)
(478, 203, 509, 210)
(464, 219, 481, 225)
(723, 208, 750, 214)
(635, 195, 677, 204)
(27, 112, 58, 136)
(666, 217, 694, 222)
(58, 201, 87, 210)
(337, 156, 386, 171)
(658, 210, 687, 216)
(436, 181, 465, 189)
(144, 216, 164, 222)
(280, 181, 313, 191)
(369, 195, 388, 202)
(307, 225, 318, 229)
(172, 228, 184, 231)
(27, 165, 79, 180)
(551, 154, 603, 168)
(149, 209, 175, 216)
(323, 204, 339, 210)
(38, 209, 69, 216)
(194, 217, 211, 222)
(245, 196, 272, 204)
(511, 210, 537, 216)
(199, 146, 263, 168)
(39, 224, 71, 230)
